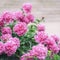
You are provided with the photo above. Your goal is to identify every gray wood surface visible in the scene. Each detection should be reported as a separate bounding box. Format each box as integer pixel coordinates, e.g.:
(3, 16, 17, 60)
(0, 0, 60, 22)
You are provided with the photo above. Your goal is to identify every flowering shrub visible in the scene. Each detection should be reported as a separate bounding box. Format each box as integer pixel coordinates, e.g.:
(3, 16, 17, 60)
(0, 3, 60, 60)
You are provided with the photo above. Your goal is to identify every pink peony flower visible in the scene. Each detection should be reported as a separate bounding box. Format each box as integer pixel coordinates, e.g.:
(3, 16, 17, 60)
(0, 42, 4, 55)
(23, 16, 30, 24)
(9, 37, 20, 48)
(4, 40, 17, 56)
(37, 24, 45, 31)
(22, 3, 32, 13)
(50, 44, 59, 54)
(2, 11, 13, 23)
(45, 37, 56, 49)
(34, 31, 48, 44)
(1, 34, 12, 42)
(30, 44, 48, 60)
(1, 27, 12, 35)
(51, 35, 60, 42)
(13, 22, 27, 36)
(15, 11, 24, 21)
(45, 37, 59, 54)
(21, 56, 33, 60)
(20, 53, 33, 60)
(26, 13, 34, 23)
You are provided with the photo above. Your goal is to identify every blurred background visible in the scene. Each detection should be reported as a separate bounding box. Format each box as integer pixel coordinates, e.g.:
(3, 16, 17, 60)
(0, 0, 60, 35)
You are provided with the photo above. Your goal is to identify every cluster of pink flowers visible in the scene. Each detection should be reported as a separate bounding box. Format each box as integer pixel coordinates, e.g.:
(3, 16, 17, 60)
(20, 44, 48, 60)
(0, 2, 34, 36)
(0, 34, 20, 56)
(0, 3, 34, 26)
(0, 3, 34, 57)
(0, 3, 60, 60)
(34, 23, 60, 56)
(14, 3, 34, 24)
(20, 22, 60, 60)
(0, 22, 21, 56)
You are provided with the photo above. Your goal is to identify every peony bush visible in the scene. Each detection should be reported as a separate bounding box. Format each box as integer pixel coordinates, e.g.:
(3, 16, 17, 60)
(0, 3, 60, 60)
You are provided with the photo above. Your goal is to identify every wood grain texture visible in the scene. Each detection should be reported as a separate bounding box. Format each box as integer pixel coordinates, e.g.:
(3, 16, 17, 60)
(0, 0, 60, 22)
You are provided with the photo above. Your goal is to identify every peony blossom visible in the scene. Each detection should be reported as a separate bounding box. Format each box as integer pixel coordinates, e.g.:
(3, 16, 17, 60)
(4, 40, 17, 56)
(34, 31, 48, 44)
(37, 24, 45, 31)
(45, 37, 59, 54)
(2, 11, 13, 23)
(30, 44, 48, 60)
(20, 53, 33, 60)
(1, 27, 12, 35)
(22, 3, 32, 13)
(51, 35, 60, 42)
(45, 37, 56, 46)
(15, 11, 24, 21)
(26, 13, 34, 23)
(50, 44, 59, 54)
(9, 37, 20, 48)
(1, 34, 12, 42)
(13, 22, 27, 36)
(23, 16, 30, 24)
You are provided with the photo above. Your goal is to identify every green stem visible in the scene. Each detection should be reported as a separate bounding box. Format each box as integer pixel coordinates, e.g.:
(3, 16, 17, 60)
(15, 54, 20, 58)
(18, 49, 25, 54)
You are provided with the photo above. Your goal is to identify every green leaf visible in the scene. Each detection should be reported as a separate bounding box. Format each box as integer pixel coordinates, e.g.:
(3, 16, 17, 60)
(34, 57, 38, 60)
(53, 54, 60, 60)
(45, 56, 51, 60)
